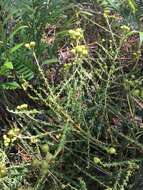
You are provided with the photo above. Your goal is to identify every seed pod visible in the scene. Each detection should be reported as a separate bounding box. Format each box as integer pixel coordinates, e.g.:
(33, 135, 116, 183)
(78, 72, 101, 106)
(41, 144, 49, 153)
(41, 160, 49, 174)
(31, 159, 40, 168)
(108, 147, 116, 155)
(93, 157, 101, 164)
(133, 89, 140, 97)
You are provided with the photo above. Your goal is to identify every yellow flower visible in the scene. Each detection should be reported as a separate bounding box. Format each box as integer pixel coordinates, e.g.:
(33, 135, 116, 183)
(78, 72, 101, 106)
(103, 9, 111, 17)
(8, 128, 20, 137)
(3, 135, 11, 147)
(121, 25, 131, 32)
(0, 163, 7, 178)
(3, 127, 20, 146)
(4, 142, 9, 147)
(31, 136, 39, 144)
(30, 41, 36, 48)
(71, 45, 88, 57)
(17, 104, 28, 110)
(5, 138, 11, 143)
(25, 41, 36, 49)
(25, 43, 31, 49)
(64, 63, 71, 70)
(3, 135, 7, 140)
(68, 28, 84, 40)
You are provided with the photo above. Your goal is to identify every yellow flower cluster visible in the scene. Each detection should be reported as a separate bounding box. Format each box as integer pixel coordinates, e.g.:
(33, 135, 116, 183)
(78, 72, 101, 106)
(30, 136, 39, 144)
(103, 9, 111, 18)
(25, 41, 36, 49)
(68, 28, 84, 40)
(0, 163, 7, 178)
(121, 25, 131, 33)
(71, 45, 88, 57)
(17, 104, 28, 110)
(3, 128, 20, 147)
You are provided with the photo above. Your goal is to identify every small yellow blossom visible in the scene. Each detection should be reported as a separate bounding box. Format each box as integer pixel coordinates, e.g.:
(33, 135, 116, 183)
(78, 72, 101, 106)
(3, 135, 11, 147)
(30, 41, 36, 48)
(103, 9, 111, 17)
(3, 128, 20, 147)
(25, 43, 31, 49)
(0, 163, 7, 178)
(17, 104, 28, 110)
(71, 45, 88, 57)
(31, 136, 39, 144)
(25, 41, 36, 49)
(121, 25, 131, 33)
(68, 28, 84, 40)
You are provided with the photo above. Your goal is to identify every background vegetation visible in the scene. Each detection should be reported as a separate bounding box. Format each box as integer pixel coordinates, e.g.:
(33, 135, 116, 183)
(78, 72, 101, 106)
(0, 0, 143, 189)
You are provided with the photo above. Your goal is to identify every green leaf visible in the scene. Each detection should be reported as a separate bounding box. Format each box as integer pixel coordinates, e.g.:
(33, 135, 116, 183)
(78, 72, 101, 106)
(0, 82, 20, 90)
(8, 25, 28, 41)
(3, 61, 13, 70)
(139, 31, 143, 48)
(42, 58, 59, 66)
(80, 10, 93, 17)
(14, 61, 34, 80)
(10, 43, 24, 54)
(0, 61, 13, 76)
(128, 0, 137, 14)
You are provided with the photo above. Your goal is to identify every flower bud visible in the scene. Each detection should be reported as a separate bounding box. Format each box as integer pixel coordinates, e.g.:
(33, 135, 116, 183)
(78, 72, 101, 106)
(25, 43, 31, 49)
(30, 41, 36, 48)
(107, 147, 116, 155)
(93, 157, 101, 164)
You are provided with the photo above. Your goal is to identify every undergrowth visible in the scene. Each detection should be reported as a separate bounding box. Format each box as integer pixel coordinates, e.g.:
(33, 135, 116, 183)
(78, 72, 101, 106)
(0, 0, 143, 190)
